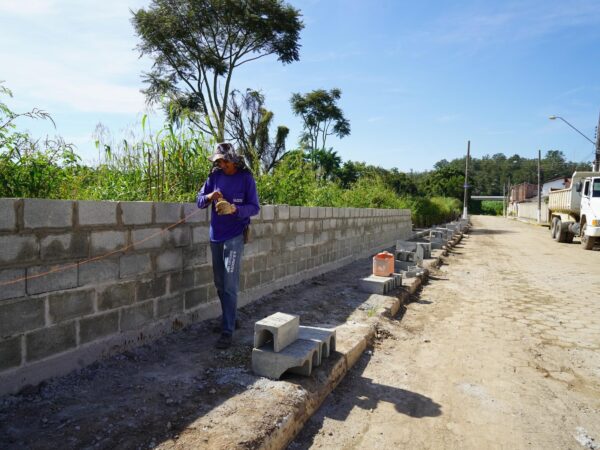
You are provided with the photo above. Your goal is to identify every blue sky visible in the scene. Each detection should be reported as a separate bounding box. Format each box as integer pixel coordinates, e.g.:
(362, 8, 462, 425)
(1, 0, 599, 171)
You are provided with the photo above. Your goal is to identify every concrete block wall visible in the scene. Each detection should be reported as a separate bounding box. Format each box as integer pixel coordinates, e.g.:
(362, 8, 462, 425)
(0, 198, 412, 395)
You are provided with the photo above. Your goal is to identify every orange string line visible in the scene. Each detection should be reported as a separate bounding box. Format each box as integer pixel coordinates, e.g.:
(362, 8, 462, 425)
(0, 207, 204, 288)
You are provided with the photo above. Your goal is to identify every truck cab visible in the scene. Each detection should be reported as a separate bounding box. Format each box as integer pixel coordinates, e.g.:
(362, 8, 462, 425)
(578, 176, 600, 249)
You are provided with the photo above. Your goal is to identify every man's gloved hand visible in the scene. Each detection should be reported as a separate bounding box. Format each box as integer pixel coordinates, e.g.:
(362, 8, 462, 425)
(215, 199, 236, 215)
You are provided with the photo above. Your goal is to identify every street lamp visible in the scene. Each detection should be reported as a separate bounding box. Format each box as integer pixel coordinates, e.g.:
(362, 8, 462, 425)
(549, 114, 600, 171)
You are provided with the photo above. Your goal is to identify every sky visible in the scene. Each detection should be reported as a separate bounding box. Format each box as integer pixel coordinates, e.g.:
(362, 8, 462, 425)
(1, 0, 600, 171)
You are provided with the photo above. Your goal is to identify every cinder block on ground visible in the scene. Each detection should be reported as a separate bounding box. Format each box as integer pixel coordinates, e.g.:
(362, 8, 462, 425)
(416, 242, 432, 259)
(252, 339, 319, 379)
(395, 240, 417, 253)
(298, 325, 336, 365)
(254, 312, 299, 352)
(396, 249, 415, 262)
(358, 275, 395, 294)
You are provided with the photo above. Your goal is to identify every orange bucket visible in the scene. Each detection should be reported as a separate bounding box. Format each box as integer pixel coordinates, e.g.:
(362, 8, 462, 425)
(373, 251, 394, 276)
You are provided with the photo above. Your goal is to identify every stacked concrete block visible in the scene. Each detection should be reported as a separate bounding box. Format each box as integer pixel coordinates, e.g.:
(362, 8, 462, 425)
(429, 230, 445, 249)
(252, 312, 336, 379)
(298, 325, 336, 365)
(254, 312, 299, 352)
(358, 273, 401, 294)
(415, 242, 432, 260)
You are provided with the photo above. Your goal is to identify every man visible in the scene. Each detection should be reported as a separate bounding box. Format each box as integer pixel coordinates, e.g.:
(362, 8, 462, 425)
(197, 143, 260, 349)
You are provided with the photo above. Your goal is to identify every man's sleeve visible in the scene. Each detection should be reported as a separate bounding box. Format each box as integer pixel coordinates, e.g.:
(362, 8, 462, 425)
(234, 174, 260, 219)
(197, 174, 214, 209)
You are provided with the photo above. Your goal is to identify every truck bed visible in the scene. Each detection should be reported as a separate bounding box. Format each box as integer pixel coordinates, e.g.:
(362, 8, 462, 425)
(548, 187, 580, 214)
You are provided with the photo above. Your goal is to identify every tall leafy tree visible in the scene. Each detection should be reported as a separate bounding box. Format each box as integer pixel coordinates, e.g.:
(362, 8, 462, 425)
(226, 89, 289, 173)
(132, 0, 303, 141)
(290, 88, 350, 150)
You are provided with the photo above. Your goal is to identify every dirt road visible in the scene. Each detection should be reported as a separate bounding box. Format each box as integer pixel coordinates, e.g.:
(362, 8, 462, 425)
(292, 215, 600, 449)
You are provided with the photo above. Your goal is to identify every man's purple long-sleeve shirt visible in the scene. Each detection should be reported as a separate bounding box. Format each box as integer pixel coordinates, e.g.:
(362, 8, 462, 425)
(197, 169, 260, 242)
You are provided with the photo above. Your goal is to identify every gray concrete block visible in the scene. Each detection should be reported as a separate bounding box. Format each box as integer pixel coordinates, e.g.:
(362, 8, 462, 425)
(358, 275, 395, 295)
(90, 230, 126, 256)
(166, 227, 190, 247)
(0, 336, 22, 370)
(48, 289, 94, 323)
(136, 276, 167, 302)
(0, 198, 17, 231)
(254, 312, 299, 352)
(119, 252, 153, 279)
(120, 301, 154, 331)
(261, 205, 275, 221)
(132, 228, 164, 250)
(156, 249, 183, 273)
(298, 325, 336, 365)
(156, 295, 183, 318)
(120, 201, 153, 225)
(183, 243, 208, 268)
(289, 206, 300, 219)
(40, 232, 88, 260)
(396, 240, 417, 253)
(98, 282, 135, 311)
(23, 199, 72, 228)
(184, 286, 210, 310)
(416, 242, 432, 259)
(78, 259, 119, 286)
(0, 235, 38, 264)
(300, 207, 310, 219)
(155, 202, 182, 224)
(396, 249, 415, 262)
(79, 311, 119, 344)
(192, 226, 210, 244)
(183, 203, 208, 223)
(276, 205, 290, 220)
(0, 269, 26, 301)
(252, 338, 319, 379)
(0, 297, 45, 338)
(78, 200, 117, 226)
(27, 263, 78, 295)
(26, 322, 76, 362)
(194, 265, 213, 287)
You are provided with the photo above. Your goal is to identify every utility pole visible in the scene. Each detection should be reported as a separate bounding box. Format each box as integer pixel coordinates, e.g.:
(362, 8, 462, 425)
(462, 140, 470, 220)
(503, 182, 507, 217)
(594, 112, 600, 172)
(537, 149, 542, 223)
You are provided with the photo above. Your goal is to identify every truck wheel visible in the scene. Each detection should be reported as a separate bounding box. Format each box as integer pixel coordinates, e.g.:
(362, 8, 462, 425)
(554, 219, 567, 242)
(581, 223, 596, 250)
(565, 233, 574, 244)
(550, 217, 558, 238)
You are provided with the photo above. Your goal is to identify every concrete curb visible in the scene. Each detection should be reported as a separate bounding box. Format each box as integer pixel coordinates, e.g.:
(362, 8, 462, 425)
(260, 247, 451, 450)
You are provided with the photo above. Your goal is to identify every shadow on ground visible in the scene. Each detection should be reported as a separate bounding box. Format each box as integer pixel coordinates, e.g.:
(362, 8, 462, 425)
(290, 346, 442, 449)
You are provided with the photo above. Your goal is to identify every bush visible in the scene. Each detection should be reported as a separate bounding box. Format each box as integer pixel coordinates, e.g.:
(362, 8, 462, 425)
(480, 200, 503, 216)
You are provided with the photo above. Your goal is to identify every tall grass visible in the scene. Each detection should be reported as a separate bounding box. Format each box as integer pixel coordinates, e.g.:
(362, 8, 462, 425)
(1, 117, 461, 225)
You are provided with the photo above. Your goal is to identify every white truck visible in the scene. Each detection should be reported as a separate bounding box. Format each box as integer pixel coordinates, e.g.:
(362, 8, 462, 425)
(548, 171, 600, 250)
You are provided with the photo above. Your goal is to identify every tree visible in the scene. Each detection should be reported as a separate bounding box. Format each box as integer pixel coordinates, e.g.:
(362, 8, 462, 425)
(304, 148, 341, 181)
(290, 88, 350, 150)
(226, 89, 289, 173)
(132, 0, 303, 141)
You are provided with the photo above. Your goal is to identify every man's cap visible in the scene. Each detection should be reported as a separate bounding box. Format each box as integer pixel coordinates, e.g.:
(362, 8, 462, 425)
(210, 142, 237, 162)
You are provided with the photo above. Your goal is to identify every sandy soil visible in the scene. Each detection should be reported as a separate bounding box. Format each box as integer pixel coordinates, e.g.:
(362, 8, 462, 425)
(291, 215, 600, 449)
